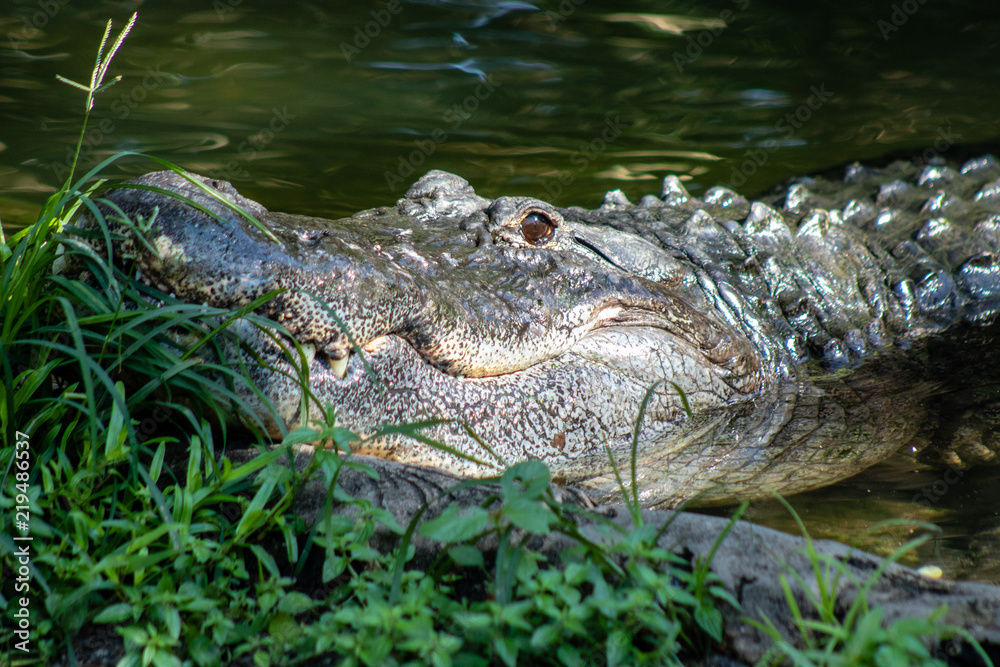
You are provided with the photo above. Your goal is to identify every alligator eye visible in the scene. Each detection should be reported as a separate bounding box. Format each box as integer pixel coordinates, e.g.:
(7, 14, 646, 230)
(520, 212, 556, 245)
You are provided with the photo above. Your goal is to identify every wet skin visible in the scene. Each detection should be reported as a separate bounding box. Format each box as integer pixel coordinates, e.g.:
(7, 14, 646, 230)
(90, 156, 1000, 506)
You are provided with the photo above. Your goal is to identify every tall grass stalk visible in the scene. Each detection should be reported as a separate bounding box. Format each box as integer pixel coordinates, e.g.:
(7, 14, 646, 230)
(54, 13, 136, 193)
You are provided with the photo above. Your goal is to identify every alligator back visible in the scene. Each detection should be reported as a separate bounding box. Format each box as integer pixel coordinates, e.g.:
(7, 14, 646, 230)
(564, 155, 1000, 373)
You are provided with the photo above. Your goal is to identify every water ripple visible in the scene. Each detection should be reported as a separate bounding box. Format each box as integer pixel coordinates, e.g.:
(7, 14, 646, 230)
(368, 57, 551, 80)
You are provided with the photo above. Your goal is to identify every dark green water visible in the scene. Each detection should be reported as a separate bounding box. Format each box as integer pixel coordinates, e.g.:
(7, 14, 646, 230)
(4, 0, 1000, 225)
(3, 0, 1000, 579)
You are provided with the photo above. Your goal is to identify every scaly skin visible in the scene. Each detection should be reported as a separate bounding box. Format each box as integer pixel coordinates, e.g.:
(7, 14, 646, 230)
(90, 156, 1000, 506)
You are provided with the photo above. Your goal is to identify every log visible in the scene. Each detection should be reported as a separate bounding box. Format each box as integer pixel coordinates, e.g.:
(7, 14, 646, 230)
(267, 451, 1000, 664)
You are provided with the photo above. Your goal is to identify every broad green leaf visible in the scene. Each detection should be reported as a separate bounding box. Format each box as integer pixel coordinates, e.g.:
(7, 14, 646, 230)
(92, 602, 133, 624)
(530, 623, 562, 650)
(449, 545, 486, 568)
(419, 505, 491, 543)
(695, 604, 723, 642)
(501, 460, 550, 500)
(502, 497, 552, 535)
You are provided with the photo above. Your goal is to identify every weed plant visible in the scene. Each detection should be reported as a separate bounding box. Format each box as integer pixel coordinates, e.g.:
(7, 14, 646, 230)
(750, 498, 994, 667)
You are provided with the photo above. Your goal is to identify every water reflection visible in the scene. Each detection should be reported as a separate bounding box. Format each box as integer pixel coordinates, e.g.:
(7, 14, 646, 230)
(604, 12, 729, 34)
(369, 56, 552, 79)
(3, 0, 998, 223)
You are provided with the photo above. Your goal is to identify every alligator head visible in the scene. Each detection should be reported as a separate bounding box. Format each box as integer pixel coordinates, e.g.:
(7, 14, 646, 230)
(90, 160, 1000, 505)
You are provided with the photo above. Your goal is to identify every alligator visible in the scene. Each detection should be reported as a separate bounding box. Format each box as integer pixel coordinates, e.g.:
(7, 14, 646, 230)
(89, 156, 1000, 508)
(71, 157, 1000, 663)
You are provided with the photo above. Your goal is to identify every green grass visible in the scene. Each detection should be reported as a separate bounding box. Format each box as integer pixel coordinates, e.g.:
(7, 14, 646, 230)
(1, 14, 994, 667)
(749, 497, 993, 667)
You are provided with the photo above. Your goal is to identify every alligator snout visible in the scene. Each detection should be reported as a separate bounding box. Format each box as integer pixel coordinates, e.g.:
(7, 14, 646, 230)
(96, 171, 760, 392)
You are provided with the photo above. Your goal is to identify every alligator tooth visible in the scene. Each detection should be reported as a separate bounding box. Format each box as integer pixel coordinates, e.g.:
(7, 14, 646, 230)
(330, 353, 349, 379)
(299, 343, 318, 368)
(364, 336, 390, 353)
